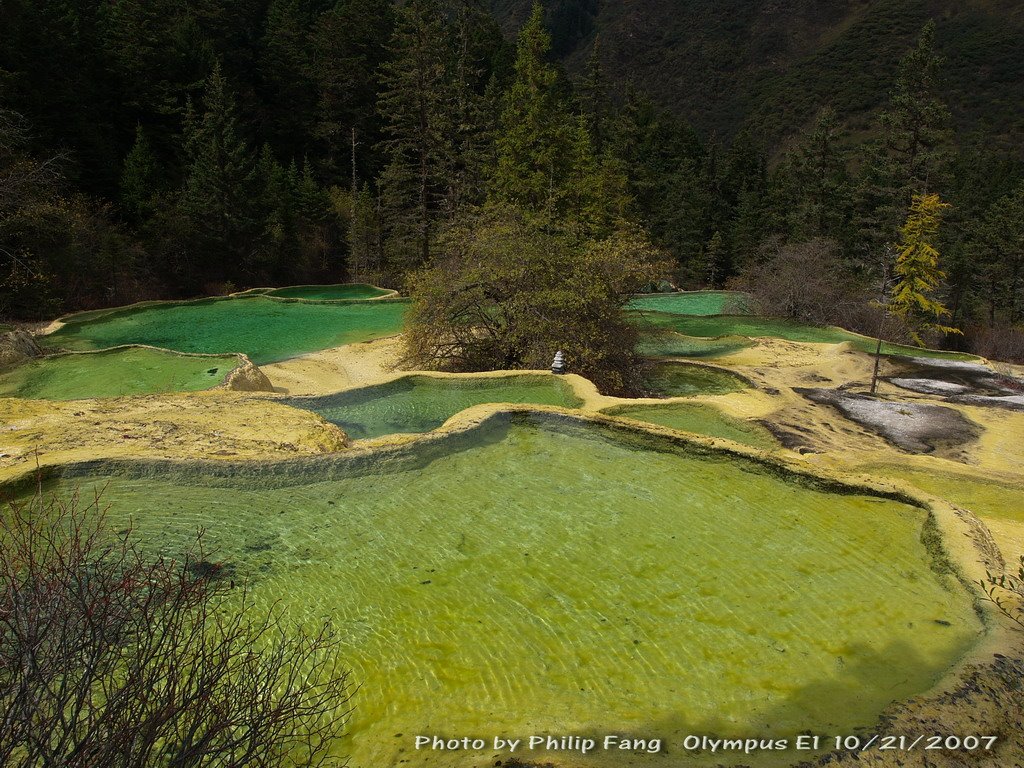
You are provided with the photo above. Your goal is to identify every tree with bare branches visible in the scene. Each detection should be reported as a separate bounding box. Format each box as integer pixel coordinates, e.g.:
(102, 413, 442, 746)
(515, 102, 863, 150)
(0, 485, 354, 768)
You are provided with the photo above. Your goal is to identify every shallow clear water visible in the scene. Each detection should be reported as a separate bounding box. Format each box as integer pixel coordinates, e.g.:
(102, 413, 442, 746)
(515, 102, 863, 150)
(643, 361, 750, 397)
(266, 284, 392, 300)
(604, 402, 777, 449)
(637, 330, 755, 359)
(284, 374, 582, 439)
(865, 465, 1024, 523)
(0, 348, 240, 400)
(41, 296, 409, 364)
(40, 416, 980, 767)
(640, 313, 976, 360)
(628, 291, 750, 316)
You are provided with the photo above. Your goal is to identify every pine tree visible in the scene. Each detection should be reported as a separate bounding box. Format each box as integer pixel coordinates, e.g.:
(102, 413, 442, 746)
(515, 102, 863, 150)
(705, 231, 727, 288)
(120, 124, 159, 222)
(777, 107, 851, 242)
(177, 63, 259, 285)
(975, 182, 1024, 324)
(889, 193, 958, 345)
(490, 3, 612, 228)
(259, 0, 317, 156)
(580, 36, 612, 156)
(879, 21, 952, 195)
(376, 0, 453, 274)
(444, 0, 502, 216)
(310, 0, 395, 179)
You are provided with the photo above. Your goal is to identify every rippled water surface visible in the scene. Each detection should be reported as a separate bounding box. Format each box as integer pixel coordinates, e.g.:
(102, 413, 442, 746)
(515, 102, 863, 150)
(628, 291, 750, 316)
(284, 374, 582, 439)
(265, 283, 392, 300)
(42, 296, 408, 364)
(41, 417, 981, 767)
(605, 402, 777, 449)
(0, 347, 240, 399)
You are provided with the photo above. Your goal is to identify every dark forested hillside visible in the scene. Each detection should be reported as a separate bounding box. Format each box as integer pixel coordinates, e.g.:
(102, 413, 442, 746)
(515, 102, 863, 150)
(1, 0, 1023, 360)
(495, 0, 1024, 146)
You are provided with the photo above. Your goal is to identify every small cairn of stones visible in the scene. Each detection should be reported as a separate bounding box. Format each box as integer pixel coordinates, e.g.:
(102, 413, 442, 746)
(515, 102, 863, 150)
(551, 350, 567, 375)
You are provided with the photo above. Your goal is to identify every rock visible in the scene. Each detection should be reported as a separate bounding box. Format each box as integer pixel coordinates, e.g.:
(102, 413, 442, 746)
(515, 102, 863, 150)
(223, 355, 275, 392)
(797, 387, 983, 453)
(0, 329, 42, 373)
(889, 377, 972, 396)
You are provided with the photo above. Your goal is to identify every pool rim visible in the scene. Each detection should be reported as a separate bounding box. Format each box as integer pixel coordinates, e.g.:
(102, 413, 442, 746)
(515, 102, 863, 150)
(0, 402, 1014, 762)
(0, 344, 261, 401)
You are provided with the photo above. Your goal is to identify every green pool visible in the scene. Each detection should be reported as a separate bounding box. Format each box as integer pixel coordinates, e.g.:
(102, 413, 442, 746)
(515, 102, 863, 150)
(640, 313, 977, 360)
(41, 296, 409, 365)
(31, 414, 981, 767)
(604, 402, 777, 449)
(0, 347, 241, 400)
(637, 329, 755, 359)
(644, 361, 750, 397)
(284, 374, 582, 439)
(628, 291, 750, 316)
(864, 465, 1024, 523)
(265, 283, 393, 301)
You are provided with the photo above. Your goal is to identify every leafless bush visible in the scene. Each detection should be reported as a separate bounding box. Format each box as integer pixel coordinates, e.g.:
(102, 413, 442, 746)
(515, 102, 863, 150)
(729, 238, 871, 329)
(980, 555, 1024, 631)
(967, 324, 1024, 364)
(0, 485, 353, 768)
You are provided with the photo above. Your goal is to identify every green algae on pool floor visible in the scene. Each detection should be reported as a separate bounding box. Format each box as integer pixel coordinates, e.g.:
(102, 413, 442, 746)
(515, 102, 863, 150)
(35, 415, 981, 768)
(265, 283, 393, 300)
(283, 374, 583, 439)
(863, 464, 1024, 523)
(640, 312, 977, 360)
(637, 329, 755, 359)
(628, 290, 750, 316)
(643, 360, 750, 397)
(41, 296, 408, 365)
(0, 347, 241, 400)
(604, 402, 777, 449)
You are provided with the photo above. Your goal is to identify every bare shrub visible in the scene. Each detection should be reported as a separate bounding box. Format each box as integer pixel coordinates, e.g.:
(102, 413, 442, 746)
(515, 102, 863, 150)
(0, 485, 353, 768)
(980, 555, 1024, 631)
(967, 324, 1024, 364)
(730, 238, 870, 329)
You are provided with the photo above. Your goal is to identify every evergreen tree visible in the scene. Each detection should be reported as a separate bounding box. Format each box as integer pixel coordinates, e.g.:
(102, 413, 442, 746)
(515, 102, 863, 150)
(729, 185, 768, 272)
(444, 0, 503, 216)
(120, 124, 159, 222)
(974, 183, 1024, 324)
(704, 231, 727, 288)
(490, 3, 609, 226)
(855, 22, 953, 273)
(310, 0, 395, 180)
(879, 21, 952, 195)
(376, 0, 453, 273)
(177, 63, 260, 286)
(580, 36, 612, 156)
(775, 107, 851, 243)
(890, 193, 957, 345)
(259, 0, 317, 156)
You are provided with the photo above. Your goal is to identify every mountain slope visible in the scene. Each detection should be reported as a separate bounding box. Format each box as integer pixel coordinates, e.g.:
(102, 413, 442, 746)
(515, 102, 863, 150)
(492, 0, 1024, 145)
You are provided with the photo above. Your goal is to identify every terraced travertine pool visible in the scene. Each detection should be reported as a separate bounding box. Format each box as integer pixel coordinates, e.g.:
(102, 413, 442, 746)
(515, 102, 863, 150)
(0, 347, 241, 400)
(284, 374, 582, 439)
(30, 414, 981, 768)
(637, 330, 755, 359)
(41, 296, 408, 364)
(643, 361, 750, 397)
(265, 283, 393, 300)
(604, 402, 777, 449)
(628, 291, 750, 316)
(640, 312, 977, 360)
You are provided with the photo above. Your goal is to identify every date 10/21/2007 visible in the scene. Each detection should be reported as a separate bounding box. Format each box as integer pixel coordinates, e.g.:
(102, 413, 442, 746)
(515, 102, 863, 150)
(831, 735, 998, 752)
